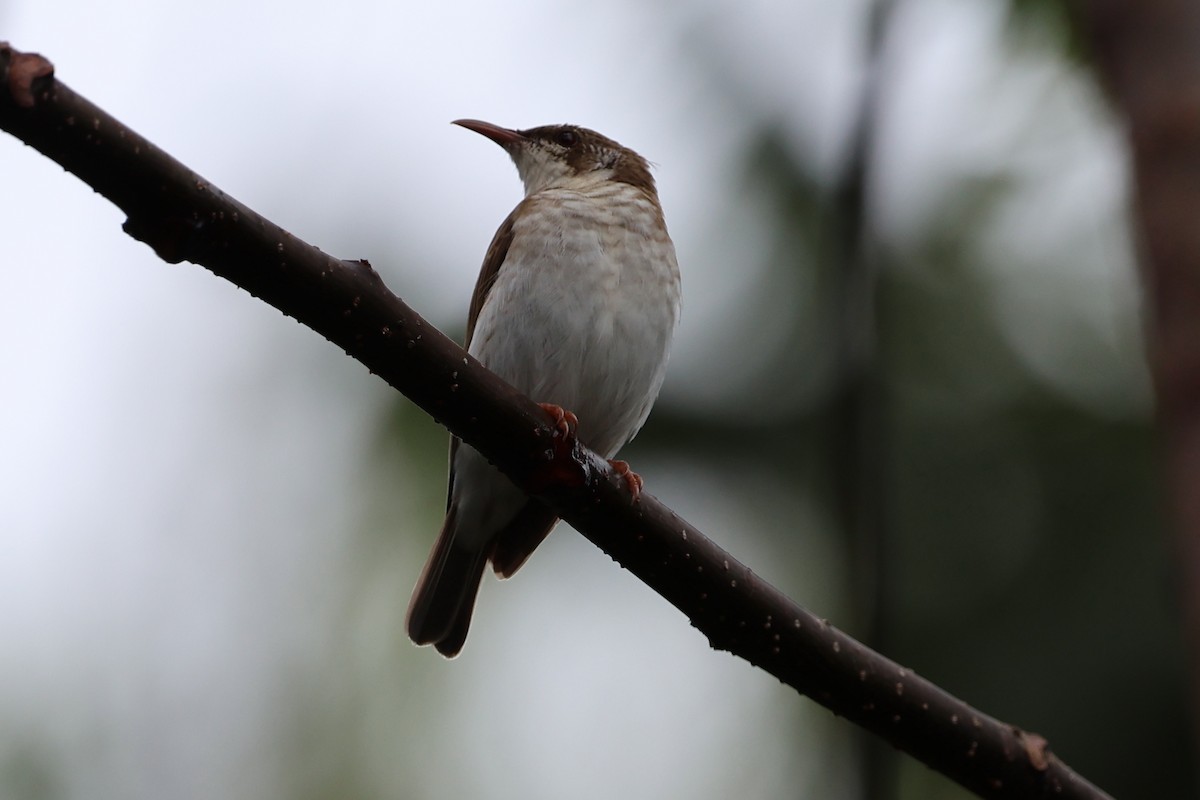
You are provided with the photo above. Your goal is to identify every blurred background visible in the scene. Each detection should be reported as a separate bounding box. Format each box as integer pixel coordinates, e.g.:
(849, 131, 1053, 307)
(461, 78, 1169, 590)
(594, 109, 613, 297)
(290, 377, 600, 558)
(0, 0, 1191, 798)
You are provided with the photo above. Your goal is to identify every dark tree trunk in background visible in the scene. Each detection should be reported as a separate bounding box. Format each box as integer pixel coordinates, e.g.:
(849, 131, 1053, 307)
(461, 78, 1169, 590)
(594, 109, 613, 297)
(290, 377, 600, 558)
(832, 1, 897, 798)
(1084, 0, 1200, 757)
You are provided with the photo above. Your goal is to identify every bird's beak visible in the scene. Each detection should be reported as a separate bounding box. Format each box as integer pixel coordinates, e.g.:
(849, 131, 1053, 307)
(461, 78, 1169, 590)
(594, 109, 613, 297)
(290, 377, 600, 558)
(452, 119, 526, 148)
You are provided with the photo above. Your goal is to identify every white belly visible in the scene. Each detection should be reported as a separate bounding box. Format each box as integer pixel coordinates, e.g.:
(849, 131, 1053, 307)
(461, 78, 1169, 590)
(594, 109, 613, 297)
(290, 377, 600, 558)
(468, 188, 680, 458)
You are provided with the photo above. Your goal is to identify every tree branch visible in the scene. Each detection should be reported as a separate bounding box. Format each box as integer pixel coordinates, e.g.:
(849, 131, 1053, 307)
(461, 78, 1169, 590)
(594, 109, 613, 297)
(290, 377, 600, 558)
(0, 43, 1111, 800)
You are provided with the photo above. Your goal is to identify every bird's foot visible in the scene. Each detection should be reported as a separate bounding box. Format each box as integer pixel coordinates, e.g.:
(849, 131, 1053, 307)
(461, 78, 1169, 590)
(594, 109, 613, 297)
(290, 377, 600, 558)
(608, 459, 644, 503)
(537, 402, 579, 442)
(529, 403, 587, 492)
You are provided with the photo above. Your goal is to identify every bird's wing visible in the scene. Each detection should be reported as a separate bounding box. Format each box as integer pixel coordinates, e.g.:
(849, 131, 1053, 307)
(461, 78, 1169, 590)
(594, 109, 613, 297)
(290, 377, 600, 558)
(444, 203, 520, 510)
(465, 201, 522, 346)
(450, 198, 560, 571)
(445, 200, 522, 511)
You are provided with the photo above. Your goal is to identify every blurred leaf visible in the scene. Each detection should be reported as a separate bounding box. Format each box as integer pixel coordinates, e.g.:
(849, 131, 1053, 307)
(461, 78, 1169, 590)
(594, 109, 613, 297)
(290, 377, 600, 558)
(1007, 0, 1090, 63)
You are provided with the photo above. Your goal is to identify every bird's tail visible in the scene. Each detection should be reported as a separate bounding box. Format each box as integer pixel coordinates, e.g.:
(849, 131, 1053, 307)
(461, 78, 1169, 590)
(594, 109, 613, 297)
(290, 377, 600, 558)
(405, 507, 489, 658)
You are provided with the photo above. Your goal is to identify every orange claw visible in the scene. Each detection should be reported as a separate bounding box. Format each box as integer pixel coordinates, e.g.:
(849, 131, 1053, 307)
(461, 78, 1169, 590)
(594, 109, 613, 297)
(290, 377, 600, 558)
(608, 459, 643, 502)
(528, 402, 587, 492)
(537, 402, 579, 440)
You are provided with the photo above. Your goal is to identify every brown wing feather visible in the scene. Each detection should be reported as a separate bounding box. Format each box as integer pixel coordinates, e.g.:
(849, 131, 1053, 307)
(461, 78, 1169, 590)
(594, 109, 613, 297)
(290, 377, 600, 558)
(466, 202, 522, 345)
(444, 203, 522, 511)
(456, 198, 561, 579)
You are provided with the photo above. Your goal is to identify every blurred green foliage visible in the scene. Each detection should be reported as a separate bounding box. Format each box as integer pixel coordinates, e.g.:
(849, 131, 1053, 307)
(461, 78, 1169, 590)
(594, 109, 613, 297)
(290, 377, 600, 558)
(1007, 0, 1090, 63)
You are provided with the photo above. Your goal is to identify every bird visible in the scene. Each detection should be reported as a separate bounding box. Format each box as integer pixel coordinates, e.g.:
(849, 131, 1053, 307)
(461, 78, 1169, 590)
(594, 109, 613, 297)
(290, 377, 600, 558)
(405, 119, 681, 657)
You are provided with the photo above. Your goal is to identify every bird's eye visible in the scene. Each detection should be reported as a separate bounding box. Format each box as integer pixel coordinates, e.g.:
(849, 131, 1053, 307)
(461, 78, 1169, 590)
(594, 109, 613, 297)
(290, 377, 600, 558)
(555, 129, 579, 147)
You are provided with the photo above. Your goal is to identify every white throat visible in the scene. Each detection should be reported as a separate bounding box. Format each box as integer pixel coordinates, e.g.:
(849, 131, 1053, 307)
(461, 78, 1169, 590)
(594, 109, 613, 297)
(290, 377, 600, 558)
(511, 147, 611, 196)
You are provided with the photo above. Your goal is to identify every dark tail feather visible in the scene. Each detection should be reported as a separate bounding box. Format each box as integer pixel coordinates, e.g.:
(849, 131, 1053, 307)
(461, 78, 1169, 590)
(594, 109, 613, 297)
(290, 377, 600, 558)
(489, 502, 559, 578)
(406, 509, 488, 658)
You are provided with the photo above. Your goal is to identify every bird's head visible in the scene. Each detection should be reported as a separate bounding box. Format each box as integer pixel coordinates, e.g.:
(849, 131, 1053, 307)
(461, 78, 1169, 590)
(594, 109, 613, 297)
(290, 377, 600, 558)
(453, 119, 657, 197)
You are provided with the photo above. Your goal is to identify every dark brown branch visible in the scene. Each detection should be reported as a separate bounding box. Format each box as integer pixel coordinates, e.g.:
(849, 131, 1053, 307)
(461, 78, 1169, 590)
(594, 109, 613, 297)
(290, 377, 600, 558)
(0, 43, 1111, 800)
(1083, 0, 1200, 761)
